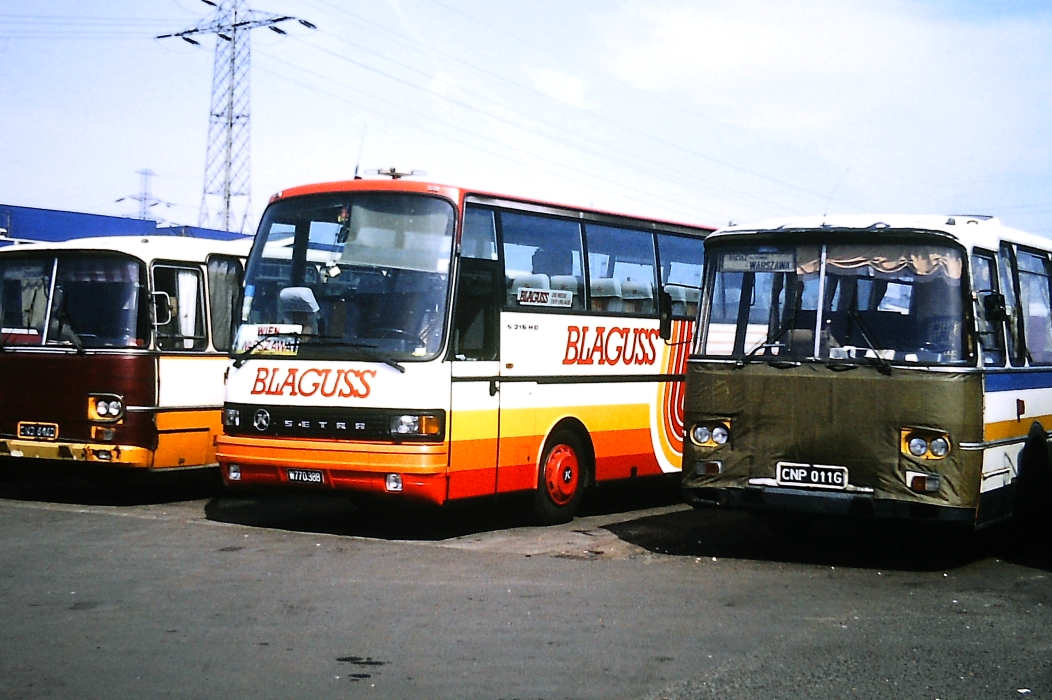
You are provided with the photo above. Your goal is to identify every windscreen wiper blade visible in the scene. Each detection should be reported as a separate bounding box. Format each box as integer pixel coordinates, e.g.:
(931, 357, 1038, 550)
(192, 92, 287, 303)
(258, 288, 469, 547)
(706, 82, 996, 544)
(846, 308, 892, 376)
(315, 339, 405, 374)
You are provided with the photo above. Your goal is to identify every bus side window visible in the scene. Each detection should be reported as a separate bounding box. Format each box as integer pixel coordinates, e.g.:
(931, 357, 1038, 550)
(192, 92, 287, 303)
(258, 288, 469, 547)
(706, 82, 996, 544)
(656, 233, 704, 319)
(499, 211, 585, 311)
(998, 243, 1025, 366)
(207, 255, 244, 353)
(1016, 249, 1052, 365)
(452, 260, 500, 361)
(462, 206, 499, 261)
(153, 264, 207, 351)
(971, 252, 1006, 366)
(584, 224, 659, 316)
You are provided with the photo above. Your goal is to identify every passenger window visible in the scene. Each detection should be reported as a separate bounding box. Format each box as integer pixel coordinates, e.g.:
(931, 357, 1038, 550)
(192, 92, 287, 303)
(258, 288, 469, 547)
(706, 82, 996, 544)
(657, 233, 705, 319)
(462, 206, 499, 261)
(1016, 249, 1052, 365)
(971, 252, 1005, 366)
(500, 211, 584, 311)
(585, 224, 658, 315)
(154, 265, 206, 351)
(452, 260, 500, 361)
(999, 244, 1025, 366)
(207, 255, 244, 352)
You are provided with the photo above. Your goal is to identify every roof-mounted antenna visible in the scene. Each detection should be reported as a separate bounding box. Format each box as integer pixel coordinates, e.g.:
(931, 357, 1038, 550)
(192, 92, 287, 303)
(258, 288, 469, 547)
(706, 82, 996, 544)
(823, 168, 850, 220)
(367, 167, 427, 180)
(353, 125, 367, 180)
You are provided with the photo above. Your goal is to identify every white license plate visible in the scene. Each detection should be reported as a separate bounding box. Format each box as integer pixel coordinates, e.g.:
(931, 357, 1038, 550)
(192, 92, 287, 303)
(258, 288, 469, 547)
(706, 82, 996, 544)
(18, 422, 59, 440)
(287, 468, 324, 484)
(776, 462, 848, 490)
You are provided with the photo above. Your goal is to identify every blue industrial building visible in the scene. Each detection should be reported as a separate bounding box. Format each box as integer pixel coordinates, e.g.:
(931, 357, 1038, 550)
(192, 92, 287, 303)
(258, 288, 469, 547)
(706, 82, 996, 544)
(0, 204, 246, 247)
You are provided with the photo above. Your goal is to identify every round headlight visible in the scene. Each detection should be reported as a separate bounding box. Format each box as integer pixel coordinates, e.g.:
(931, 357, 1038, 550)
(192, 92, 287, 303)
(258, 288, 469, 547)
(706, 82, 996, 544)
(692, 425, 711, 444)
(929, 437, 949, 457)
(712, 425, 730, 445)
(908, 437, 928, 457)
(96, 401, 110, 417)
(109, 399, 122, 415)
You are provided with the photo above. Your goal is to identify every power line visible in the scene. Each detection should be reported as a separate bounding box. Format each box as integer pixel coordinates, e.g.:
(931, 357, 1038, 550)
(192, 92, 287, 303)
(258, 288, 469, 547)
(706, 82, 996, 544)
(254, 51, 730, 223)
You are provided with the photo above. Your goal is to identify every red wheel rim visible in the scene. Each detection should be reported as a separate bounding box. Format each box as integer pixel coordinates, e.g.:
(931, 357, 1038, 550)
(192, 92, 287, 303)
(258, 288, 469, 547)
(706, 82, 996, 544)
(543, 443, 579, 506)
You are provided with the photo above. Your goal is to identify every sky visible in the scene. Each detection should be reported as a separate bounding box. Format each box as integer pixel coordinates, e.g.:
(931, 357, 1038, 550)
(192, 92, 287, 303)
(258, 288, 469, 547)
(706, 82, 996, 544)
(1, 0, 1051, 236)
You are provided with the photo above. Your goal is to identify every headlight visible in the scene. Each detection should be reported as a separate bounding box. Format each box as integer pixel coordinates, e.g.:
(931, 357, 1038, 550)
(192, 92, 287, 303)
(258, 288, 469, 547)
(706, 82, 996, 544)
(389, 413, 444, 439)
(901, 429, 951, 460)
(223, 407, 241, 427)
(88, 394, 124, 422)
(690, 420, 731, 447)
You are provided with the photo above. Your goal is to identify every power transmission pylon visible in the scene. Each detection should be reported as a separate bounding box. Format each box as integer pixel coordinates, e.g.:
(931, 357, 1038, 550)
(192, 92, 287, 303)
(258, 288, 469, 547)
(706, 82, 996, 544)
(158, 2, 314, 232)
(116, 169, 173, 221)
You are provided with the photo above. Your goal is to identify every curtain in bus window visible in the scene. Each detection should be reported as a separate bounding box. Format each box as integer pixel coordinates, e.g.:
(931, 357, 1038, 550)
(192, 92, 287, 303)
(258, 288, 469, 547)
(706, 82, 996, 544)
(0, 259, 51, 346)
(656, 234, 704, 319)
(50, 257, 143, 348)
(970, 253, 1006, 366)
(821, 244, 965, 363)
(1016, 250, 1052, 365)
(208, 257, 243, 352)
(500, 211, 584, 311)
(585, 224, 658, 315)
(155, 266, 206, 351)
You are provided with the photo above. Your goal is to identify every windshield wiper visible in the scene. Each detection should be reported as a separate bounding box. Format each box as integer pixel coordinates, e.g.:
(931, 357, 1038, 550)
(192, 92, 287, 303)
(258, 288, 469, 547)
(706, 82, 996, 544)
(845, 307, 892, 376)
(56, 311, 86, 355)
(231, 331, 302, 368)
(307, 338, 405, 374)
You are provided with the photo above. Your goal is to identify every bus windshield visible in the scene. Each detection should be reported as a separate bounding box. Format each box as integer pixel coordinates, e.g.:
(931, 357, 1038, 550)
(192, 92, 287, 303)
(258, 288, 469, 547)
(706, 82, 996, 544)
(0, 255, 147, 349)
(238, 192, 456, 362)
(700, 240, 968, 365)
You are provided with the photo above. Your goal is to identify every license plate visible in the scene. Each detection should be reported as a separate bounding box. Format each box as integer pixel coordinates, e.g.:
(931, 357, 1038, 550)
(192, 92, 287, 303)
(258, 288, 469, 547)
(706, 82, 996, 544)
(287, 468, 324, 485)
(17, 422, 59, 440)
(776, 462, 848, 490)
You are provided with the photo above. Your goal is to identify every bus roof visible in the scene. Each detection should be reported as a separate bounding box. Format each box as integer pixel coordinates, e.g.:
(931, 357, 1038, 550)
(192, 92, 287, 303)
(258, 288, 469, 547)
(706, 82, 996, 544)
(711, 214, 1050, 252)
(0, 235, 253, 265)
(269, 178, 716, 235)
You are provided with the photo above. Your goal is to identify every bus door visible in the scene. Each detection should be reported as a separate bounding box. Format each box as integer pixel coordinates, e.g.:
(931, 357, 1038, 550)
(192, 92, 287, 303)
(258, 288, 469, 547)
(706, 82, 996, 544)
(447, 255, 503, 499)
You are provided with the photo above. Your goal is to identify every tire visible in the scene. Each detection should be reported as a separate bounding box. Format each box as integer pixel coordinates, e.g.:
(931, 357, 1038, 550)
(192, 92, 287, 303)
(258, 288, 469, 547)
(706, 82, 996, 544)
(531, 429, 588, 525)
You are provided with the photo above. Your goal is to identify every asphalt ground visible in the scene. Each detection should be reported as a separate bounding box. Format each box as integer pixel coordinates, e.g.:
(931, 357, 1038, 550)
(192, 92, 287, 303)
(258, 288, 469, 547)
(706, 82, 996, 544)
(0, 464, 1050, 700)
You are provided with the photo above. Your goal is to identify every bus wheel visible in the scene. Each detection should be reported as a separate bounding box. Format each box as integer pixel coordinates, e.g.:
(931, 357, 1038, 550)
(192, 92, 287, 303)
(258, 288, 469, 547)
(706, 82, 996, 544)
(1015, 423, 1052, 534)
(532, 430, 587, 525)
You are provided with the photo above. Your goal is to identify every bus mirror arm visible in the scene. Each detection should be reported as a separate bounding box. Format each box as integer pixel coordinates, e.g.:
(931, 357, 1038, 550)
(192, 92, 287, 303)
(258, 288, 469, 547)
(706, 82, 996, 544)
(152, 291, 172, 326)
(658, 290, 673, 341)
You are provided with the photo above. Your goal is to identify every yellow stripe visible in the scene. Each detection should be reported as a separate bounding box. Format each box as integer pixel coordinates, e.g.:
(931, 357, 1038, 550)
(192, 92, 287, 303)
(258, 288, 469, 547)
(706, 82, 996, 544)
(985, 414, 1052, 441)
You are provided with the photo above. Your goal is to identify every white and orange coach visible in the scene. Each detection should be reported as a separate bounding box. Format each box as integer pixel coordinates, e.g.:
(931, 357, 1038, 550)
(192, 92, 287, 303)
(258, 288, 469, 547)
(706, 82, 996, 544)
(217, 178, 711, 522)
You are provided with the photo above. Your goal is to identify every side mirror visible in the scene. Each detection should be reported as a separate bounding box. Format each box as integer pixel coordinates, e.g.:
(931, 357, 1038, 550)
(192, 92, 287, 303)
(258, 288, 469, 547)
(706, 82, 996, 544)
(658, 290, 673, 341)
(152, 291, 172, 326)
(982, 293, 1008, 323)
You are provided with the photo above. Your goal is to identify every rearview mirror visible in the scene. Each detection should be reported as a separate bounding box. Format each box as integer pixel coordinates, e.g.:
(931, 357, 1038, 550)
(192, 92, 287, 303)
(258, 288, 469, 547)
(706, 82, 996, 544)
(658, 290, 673, 341)
(152, 291, 172, 326)
(982, 293, 1008, 323)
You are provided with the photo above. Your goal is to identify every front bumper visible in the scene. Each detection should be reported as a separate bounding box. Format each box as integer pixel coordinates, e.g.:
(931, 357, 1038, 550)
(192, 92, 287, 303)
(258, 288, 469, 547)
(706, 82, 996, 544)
(216, 434, 450, 504)
(0, 438, 152, 468)
(684, 485, 976, 525)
